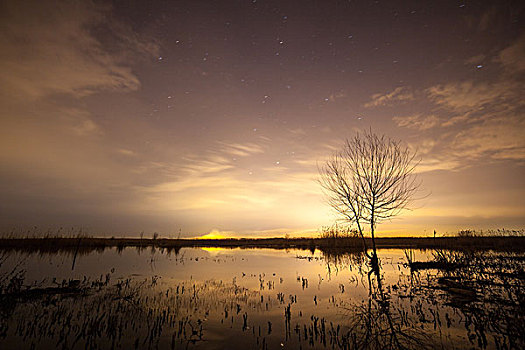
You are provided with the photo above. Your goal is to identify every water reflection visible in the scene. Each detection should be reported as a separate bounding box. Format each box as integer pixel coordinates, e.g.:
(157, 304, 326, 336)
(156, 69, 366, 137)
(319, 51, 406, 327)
(404, 250, 525, 349)
(0, 247, 523, 349)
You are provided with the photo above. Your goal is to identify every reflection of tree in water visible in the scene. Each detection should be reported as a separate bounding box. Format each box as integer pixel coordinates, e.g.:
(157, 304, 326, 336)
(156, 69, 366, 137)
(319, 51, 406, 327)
(320, 248, 366, 279)
(335, 259, 434, 350)
(291, 249, 433, 349)
(306, 249, 525, 349)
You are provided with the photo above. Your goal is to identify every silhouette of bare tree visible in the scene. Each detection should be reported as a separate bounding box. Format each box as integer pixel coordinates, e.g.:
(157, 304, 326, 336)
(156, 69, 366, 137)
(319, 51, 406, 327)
(319, 130, 420, 267)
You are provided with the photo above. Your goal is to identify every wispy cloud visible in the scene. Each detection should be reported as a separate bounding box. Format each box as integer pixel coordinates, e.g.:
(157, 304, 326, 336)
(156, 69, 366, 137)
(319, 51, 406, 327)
(116, 149, 137, 157)
(416, 158, 463, 173)
(452, 118, 525, 161)
(57, 107, 102, 136)
(426, 80, 521, 113)
(0, 0, 162, 229)
(364, 87, 414, 108)
(216, 141, 266, 157)
(326, 91, 346, 102)
(392, 35, 525, 166)
(393, 114, 439, 130)
(181, 157, 235, 175)
(0, 0, 158, 101)
(497, 34, 525, 74)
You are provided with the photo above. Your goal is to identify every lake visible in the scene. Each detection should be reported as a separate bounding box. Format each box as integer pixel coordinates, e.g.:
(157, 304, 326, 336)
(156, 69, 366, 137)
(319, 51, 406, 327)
(0, 246, 523, 349)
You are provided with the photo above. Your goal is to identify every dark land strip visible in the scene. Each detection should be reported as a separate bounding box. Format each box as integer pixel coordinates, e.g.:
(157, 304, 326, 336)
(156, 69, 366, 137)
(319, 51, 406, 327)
(0, 236, 524, 255)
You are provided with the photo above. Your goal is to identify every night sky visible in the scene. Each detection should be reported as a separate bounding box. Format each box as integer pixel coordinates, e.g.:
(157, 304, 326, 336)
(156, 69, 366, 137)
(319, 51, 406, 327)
(1, 0, 524, 237)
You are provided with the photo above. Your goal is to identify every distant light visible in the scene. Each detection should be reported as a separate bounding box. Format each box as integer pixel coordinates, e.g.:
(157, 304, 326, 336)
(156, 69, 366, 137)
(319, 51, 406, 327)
(158, 56, 163, 60)
(276, 161, 280, 165)
(476, 65, 483, 69)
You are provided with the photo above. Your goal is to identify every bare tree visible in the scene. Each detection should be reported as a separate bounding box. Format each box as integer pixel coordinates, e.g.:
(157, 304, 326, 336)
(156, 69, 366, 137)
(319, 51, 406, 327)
(319, 130, 419, 263)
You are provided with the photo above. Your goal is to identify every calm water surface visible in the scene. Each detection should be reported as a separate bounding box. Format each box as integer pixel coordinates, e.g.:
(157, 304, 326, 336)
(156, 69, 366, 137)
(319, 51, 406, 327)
(0, 247, 523, 349)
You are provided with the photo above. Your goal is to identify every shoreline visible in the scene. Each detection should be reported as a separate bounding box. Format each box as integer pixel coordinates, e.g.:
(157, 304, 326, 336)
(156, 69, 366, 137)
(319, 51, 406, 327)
(1, 236, 524, 254)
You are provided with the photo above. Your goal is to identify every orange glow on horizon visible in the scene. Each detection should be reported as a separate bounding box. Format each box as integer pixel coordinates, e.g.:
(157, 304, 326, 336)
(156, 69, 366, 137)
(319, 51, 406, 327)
(197, 231, 230, 239)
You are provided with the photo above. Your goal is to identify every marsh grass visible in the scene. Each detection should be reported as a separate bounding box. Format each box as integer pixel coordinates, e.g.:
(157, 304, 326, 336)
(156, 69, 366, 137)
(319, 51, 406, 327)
(319, 225, 360, 239)
(1, 236, 524, 259)
(1, 272, 278, 349)
(455, 228, 524, 237)
(404, 249, 525, 349)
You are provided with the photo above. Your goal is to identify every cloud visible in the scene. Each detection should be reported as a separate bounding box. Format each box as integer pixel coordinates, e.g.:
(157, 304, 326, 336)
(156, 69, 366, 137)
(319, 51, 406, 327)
(0, 1, 162, 229)
(289, 128, 307, 136)
(130, 141, 328, 227)
(116, 149, 137, 157)
(391, 35, 525, 173)
(497, 34, 525, 74)
(452, 118, 525, 161)
(476, 6, 499, 31)
(393, 114, 440, 130)
(181, 157, 235, 175)
(422, 37, 525, 161)
(0, 0, 158, 101)
(217, 141, 266, 157)
(364, 87, 414, 108)
(415, 158, 463, 173)
(175, 141, 267, 176)
(327, 91, 346, 102)
(57, 107, 102, 136)
(136, 164, 326, 226)
(426, 80, 521, 113)
(439, 112, 474, 127)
